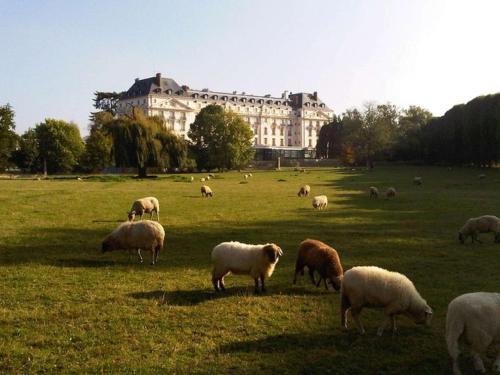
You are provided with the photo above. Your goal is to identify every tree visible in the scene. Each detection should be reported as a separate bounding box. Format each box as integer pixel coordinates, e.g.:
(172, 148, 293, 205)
(188, 105, 254, 171)
(80, 112, 113, 172)
(316, 115, 343, 159)
(10, 128, 39, 173)
(92, 91, 124, 116)
(35, 119, 85, 174)
(0, 103, 19, 171)
(104, 108, 188, 177)
(393, 106, 433, 161)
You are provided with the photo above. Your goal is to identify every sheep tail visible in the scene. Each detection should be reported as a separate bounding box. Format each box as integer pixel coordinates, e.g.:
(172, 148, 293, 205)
(445, 311, 464, 362)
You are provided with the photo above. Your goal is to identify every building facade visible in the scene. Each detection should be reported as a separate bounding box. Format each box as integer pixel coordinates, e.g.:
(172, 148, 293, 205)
(116, 73, 334, 155)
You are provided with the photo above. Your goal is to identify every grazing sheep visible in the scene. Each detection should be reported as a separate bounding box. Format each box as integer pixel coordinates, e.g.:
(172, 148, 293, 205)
(200, 177, 206, 182)
(201, 185, 213, 197)
(190, 176, 194, 182)
(208, 173, 215, 178)
(369, 186, 379, 198)
(478, 174, 486, 179)
(244, 174, 249, 180)
(206, 175, 211, 181)
(386, 187, 396, 199)
(413, 177, 422, 185)
(102, 220, 165, 265)
(341, 266, 432, 336)
(298, 185, 311, 197)
(248, 173, 253, 177)
(293, 239, 343, 291)
(446, 292, 500, 375)
(312, 195, 328, 210)
(211, 241, 283, 293)
(458, 215, 500, 244)
(128, 197, 160, 222)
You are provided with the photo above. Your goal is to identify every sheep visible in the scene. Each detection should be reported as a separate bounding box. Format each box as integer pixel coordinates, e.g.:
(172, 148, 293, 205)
(190, 176, 194, 182)
(293, 239, 343, 291)
(101, 220, 165, 265)
(200, 177, 206, 182)
(458, 215, 500, 244)
(386, 187, 396, 199)
(341, 266, 433, 336)
(128, 197, 160, 222)
(201, 185, 213, 197)
(298, 185, 311, 197)
(211, 241, 283, 293)
(446, 292, 500, 375)
(244, 174, 249, 180)
(413, 177, 422, 185)
(312, 195, 328, 210)
(248, 173, 253, 177)
(478, 174, 486, 179)
(369, 186, 379, 198)
(206, 175, 211, 181)
(208, 173, 215, 178)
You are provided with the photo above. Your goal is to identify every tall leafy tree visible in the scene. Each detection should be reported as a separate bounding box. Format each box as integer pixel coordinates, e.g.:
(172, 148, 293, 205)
(0, 103, 19, 170)
(104, 108, 188, 177)
(393, 106, 433, 161)
(35, 119, 85, 174)
(316, 115, 343, 159)
(92, 91, 124, 116)
(80, 112, 113, 172)
(10, 128, 39, 173)
(188, 105, 254, 171)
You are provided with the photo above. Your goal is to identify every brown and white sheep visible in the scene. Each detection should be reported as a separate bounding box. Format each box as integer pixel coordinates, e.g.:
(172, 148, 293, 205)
(458, 215, 500, 244)
(386, 187, 396, 199)
(293, 239, 343, 291)
(211, 241, 283, 293)
(341, 266, 432, 335)
(102, 220, 165, 265)
(369, 186, 379, 198)
(298, 185, 311, 197)
(201, 185, 213, 197)
(128, 197, 160, 221)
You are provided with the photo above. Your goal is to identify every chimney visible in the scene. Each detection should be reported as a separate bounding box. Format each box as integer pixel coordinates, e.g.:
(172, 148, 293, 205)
(282, 90, 289, 99)
(155, 73, 162, 85)
(313, 91, 318, 101)
(135, 78, 140, 83)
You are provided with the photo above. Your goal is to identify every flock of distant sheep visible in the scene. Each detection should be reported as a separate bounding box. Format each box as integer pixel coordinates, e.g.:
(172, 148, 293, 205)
(99, 173, 500, 375)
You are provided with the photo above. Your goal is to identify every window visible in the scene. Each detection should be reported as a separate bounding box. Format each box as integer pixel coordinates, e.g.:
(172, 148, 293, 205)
(254, 137, 258, 144)
(308, 129, 312, 137)
(264, 138, 267, 145)
(272, 128, 276, 136)
(272, 139, 276, 146)
(280, 128, 284, 136)
(288, 139, 292, 146)
(288, 129, 292, 136)
(264, 128, 268, 135)
(280, 139, 284, 146)
(308, 139, 312, 147)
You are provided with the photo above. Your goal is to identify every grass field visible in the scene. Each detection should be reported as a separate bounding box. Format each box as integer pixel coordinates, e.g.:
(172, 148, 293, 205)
(1, 166, 499, 374)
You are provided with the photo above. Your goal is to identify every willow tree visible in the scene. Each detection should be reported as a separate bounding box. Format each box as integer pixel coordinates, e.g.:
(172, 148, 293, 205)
(104, 108, 187, 177)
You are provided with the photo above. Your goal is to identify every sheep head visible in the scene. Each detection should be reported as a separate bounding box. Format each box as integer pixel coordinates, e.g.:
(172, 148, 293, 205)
(263, 244, 283, 263)
(128, 210, 136, 221)
(410, 304, 433, 325)
(329, 275, 343, 291)
(102, 236, 120, 253)
(458, 232, 465, 244)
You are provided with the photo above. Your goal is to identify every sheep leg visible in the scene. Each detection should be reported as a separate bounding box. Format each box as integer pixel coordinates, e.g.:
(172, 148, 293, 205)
(254, 278, 260, 293)
(212, 277, 220, 292)
(137, 249, 143, 263)
(260, 275, 266, 292)
(323, 278, 329, 290)
(471, 352, 486, 373)
(308, 268, 317, 286)
(150, 249, 155, 265)
(377, 315, 394, 336)
(350, 307, 365, 335)
(341, 293, 351, 329)
(219, 277, 225, 291)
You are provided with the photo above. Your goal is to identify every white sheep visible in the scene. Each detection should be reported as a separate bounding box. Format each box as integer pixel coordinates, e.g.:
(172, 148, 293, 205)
(201, 185, 213, 197)
(478, 174, 486, 179)
(190, 176, 194, 182)
(200, 177, 206, 182)
(128, 197, 160, 221)
(341, 266, 432, 336)
(298, 185, 311, 197)
(413, 177, 422, 185)
(244, 174, 249, 180)
(206, 175, 211, 180)
(386, 187, 396, 199)
(102, 220, 165, 265)
(248, 173, 253, 177)
(446, 292, 500, 375)
(312, 195, 328, 210)
(458, 215, 500, 244)
(369, 186, 379, 198)
(208, 173, 215, 178)
(211, 241, 283, 293)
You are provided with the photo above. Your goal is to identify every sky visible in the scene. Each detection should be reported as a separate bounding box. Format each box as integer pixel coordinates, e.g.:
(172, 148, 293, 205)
(1, 0, 500, 136)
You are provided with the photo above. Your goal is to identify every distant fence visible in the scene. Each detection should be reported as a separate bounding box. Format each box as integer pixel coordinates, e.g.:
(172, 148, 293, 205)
(251, 158, 342, 170)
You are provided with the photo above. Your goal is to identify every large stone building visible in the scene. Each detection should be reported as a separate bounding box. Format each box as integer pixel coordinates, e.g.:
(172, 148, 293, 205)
(116, 73, 334, 158)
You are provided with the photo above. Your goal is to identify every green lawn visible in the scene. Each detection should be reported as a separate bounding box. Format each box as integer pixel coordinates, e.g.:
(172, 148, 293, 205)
(1, 166, 499, 374)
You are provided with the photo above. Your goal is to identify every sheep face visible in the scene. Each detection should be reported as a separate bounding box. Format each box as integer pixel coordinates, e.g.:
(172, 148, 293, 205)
(329, 275, 342, 291)
(102, 237, 119, 253)
(263, 244, 283, 263)
(408, 305, 433, 326)
(128, 210, 136, 221)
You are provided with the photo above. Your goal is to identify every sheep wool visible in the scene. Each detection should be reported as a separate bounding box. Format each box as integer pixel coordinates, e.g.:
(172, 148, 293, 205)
(446, 292, 500, 375)
(102, 220, 165, 265)
(128, 197, 160, 222)
(293, 239, 343, 290)
(211, 241, 283, 293)
(413, 177, 422, 185)
(312, 195, 328, 210)
(341, 266, 432, 336)
(459, 215, 500, 244)
(298, 185, 311, 197)
(386, 187, 396, 199)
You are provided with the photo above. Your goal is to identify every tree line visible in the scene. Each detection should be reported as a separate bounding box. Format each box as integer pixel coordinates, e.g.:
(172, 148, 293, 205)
(316, 93, 500, 167)
(0, 97, 255, 175)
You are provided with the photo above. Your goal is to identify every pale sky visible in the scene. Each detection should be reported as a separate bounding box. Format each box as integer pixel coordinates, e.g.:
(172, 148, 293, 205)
(1, 0, 499, 136)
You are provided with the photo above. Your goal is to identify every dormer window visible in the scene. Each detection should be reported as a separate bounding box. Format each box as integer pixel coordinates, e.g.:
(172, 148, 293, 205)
(192, 93, 199, 98)
(258, 99, 264, 104)
(166, 89, 173, 95)
(275, 101, 281, 106)
(249, 98, 255, 103)
(320, 103, 325, 108)
(203, 94, 208, 99)
(213, 95, 218, 100)
(232, 97, 238, 102)
(312, 103, 317, 108)
(222, 96, 228, 101)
